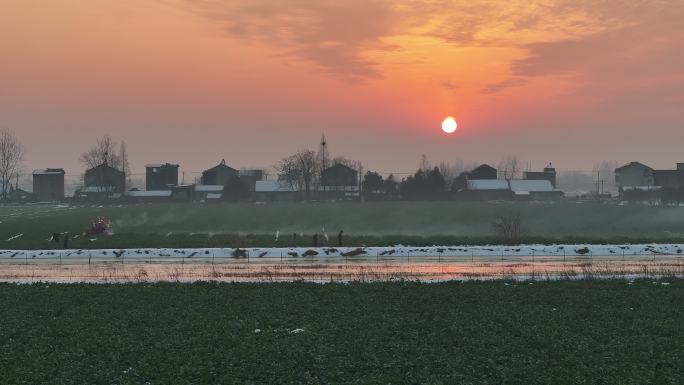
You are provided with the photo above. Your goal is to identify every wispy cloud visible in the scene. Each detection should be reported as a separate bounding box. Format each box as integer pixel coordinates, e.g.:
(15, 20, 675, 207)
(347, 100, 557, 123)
(178, 0, 402, 80)
(175, 0, 684, 98)
(441, 81, 459, 90)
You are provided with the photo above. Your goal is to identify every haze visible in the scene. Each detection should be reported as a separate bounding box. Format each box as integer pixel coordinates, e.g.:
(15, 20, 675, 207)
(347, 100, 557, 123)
(2, 0, 683, 177)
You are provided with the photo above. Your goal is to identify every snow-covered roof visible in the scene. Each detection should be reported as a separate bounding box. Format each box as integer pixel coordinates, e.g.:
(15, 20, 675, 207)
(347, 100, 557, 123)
(255, 180, 297, 192)
(146, 163, 179, 168)
(195, 185, 224, 192)
(621, 186, 662, 192)
(509, 179, 555, 192)
(616, 161, 653, 172)
(467, 179, 509, 190)
(125, 190, 172, 197)
(33, 168, 65, 175)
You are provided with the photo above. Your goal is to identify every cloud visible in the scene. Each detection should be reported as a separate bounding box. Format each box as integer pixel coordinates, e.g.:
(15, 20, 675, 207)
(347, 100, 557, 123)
(176, 0, 684, 98)
(178, 0, 402, 80)
(441, 81, 458, 90)
(482, 78, 527, 94)
(481, 1, 684, 103)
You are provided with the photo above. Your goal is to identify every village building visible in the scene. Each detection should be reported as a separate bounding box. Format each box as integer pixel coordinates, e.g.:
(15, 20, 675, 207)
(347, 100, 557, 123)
(653, 163, 684, 203)
(452, 164, 497, 190)
(239, 169, 266, 192)
(463, 179, 511, 200)
(615, 162, 660, 201)
(653, 163, 684, 189)
(194, 184, 224, 202)
(469, 164, 498, 180)
(201, 159, 238, 186)
(320, 163, 359, 198)
(254, 180, 299, 202)
(509, 179, 562, 200)
(80, 163, 125, 200)
(615, 162, 655, 188)
(524, 164, 557, 188)
(146, 163, 179, 191)
(33, 168, 65, 201)
(171, 185, 195, 202)
(461, 178, 563, 201)
(124, 189, 172, 203)
(7, 187, 34, 203)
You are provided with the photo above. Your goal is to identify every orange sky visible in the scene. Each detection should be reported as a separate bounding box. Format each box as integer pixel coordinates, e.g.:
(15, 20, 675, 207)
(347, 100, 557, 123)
(2, 0, 683, 182)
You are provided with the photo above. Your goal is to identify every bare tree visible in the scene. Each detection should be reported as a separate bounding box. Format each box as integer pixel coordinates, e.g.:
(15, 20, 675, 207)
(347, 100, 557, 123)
(498, 155, 521, 180)
(492, 212, 524, 242)
(275, 150, 318, 200)
(80, 135, 124, 194)
(80, 135, 121, 170)
(0, 128, 26, 201)
(595, 160, 618, 195)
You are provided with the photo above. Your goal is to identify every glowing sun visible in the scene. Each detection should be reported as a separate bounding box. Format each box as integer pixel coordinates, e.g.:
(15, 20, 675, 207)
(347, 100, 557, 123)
(441, 116, 458, 134)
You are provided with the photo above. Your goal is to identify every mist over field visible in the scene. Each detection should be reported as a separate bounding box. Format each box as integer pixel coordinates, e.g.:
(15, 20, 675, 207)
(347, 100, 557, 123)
(3, 202, 684, 250)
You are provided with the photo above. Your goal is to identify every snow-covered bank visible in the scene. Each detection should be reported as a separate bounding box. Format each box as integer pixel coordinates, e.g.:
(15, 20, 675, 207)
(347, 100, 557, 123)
(2, 243, 684, 260)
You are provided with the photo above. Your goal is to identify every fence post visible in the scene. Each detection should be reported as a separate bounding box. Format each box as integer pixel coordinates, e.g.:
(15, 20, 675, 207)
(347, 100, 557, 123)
(532, 250, 535, 277)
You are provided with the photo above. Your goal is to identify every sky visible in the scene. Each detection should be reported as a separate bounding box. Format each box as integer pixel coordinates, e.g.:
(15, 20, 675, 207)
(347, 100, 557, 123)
(2, 0, 683, 183)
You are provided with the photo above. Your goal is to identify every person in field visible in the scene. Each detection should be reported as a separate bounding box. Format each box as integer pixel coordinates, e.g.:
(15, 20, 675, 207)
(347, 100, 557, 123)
(338, 230, 344, 247)
(313, 233, 318, 247)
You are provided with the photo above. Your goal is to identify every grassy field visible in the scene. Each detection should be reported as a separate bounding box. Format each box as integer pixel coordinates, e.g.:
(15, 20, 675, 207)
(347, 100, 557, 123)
(0, 281, 682, 384)
(2, 202, 684, 249)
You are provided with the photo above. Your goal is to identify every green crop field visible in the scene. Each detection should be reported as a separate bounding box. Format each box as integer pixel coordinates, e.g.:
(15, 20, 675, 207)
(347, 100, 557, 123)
(0, 281, 682, 384)
(2, 202, 684, 249)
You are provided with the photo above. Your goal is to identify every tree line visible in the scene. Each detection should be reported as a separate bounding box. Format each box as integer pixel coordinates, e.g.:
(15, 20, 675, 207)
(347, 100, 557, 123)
(0, 128, 628, 201)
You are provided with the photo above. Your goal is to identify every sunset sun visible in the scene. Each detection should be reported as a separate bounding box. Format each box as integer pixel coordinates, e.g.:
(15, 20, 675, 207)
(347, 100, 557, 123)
(441, 116, 457, 134)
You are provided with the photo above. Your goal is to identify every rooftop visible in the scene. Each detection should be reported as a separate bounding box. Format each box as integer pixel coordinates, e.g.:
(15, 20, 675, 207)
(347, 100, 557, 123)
(466, 179, 509, 190)
(509, 179, 555, 192)
(33, 168, 65, 175)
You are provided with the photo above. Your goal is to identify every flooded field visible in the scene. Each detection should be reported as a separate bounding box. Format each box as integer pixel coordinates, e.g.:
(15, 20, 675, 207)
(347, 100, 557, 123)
(1, 251, 683, 282)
